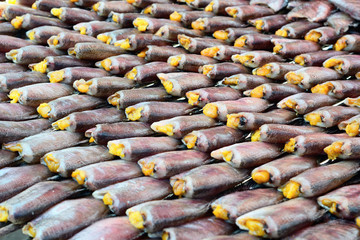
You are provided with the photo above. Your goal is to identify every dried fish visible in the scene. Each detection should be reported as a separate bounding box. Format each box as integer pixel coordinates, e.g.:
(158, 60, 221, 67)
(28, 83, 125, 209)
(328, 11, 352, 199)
(186, 87, 241, 107)
(221, 73, 271, 91)
(248, 14, 288, 32)
(286, 1, 334, 22)
(246, 83, 303, 101)
(170, 10, 214, 26)
(334, 34, 360, 52)
(305, 27, 339, 45)
(68, 42, 126, 61)
(323, 55, 360, 75)
(133, 17, 182, 33)
(11, 13, 69, 30)
(275, 21, 321, 39)
(213, 27, 259, 43)
(0, 103, 37, 121)
(48, 67, 109, 84)
(96, 54, 146, 75)
(200, 62, 249, 80)
(124, 62, 177, 84)
(226, 5, 274, 21)
(26, 26, 72, 45)
(294, 50, 348, 67)
(93, 1, 137, 17)
(312, 80, 360, 99)
(51, 7, 101, 25)
(0, 72, 48, 92)
(156, 25, 204, 41)
(48, 32, 101, 50)
(143, 3, 191, 18)
(6, 45, 62, 65)
(192, 16, 246, 33)
(253, 62, 303, 80)
(233, 50, 283, 69)
(140, 45, 187, 62)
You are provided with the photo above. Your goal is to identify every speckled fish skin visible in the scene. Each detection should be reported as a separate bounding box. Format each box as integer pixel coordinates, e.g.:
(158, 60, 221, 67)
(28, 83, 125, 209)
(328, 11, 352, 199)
(97, 28, 140, 45)
(96, 54, 146, 75)
(277, 21, 322, 38)
(0, 35, 33, 53)
(211, 142, 281, 168)
(324, 55, 360, 76)
(274, 40, 321, 58)
(0, 165, 52, 202)
(314, 80, 360, 99)
(168, 54, 218, 72)
(226, 5, 274, 21)
(135, 17, 182, 33)
(286, 1, 334, 22)
(138, 150, 210, 179)
(203, 233, 261, 240)
(329, 0, 360, 21)
(110, 12, 143, 28)
(252, 155, 318, 187)
(0, 150, 18, 169)
(126, 198, 209, 233)
(157, 25, 203, 41)
(305, 106, 360, 128)
(151, 114, 217, 139)
(48, 32, 101, 50)
(203, 97, 270, 121)
(0, 180, 80, 224)
(1, 4, 51, 21)
(143, 45, 187, 62)
(31, 56, 93, 73)
(94, 1, 137, 17)
(335, 34, 360, 52)
(306, 27, 338, 45)
(294, 50, 348, 67)
(179, 35, 226, 54)
(158, 72, 214, 96)
(207, 45, 248, 61)
(194, 16, 246, 33)
(163, 217, 235, 240)
(247, 83, 303, 101)
(183, 126, 243, 152)
(207, 0, 248, 15)
(253, 62, 303, 80)
(287, 133, 350, 156)
(278, 93, 338, 115)
(286, 67, 342, 89)
(257, 124, 324, 143)
(318, 185, 360, 219)
(250, 0, 287, 12)
(211, 188, 284, 222)
(229, 109, 297, 131)
(33, 0, 76, 12)
(22, 198, 108, 240)
(326, 11, 355, 34)
(6, 45, 62, 65)
(73, 160, 143, 190)
(238, 33, 278, 50)
(53, 108, 124, 132)
(126, 62, 177, 84)
(236, 198, 324, 238)
(144, 3, 191, 18)
(0, 119, 51, 144)
(69, 42, 126, 61)
(202, 62, 250, 80)
(222, 74, 271, 91)
(282, 161, 360, 198)
(117, 33, 173, 51)
(0, 103, 37, 121)
(26, 26, 72, 45)
(249, 14, 288, 32)
(186, 87, 241, 107)
(185, 0, 212, 8)
(233, 50, 284, 69)
(49, 67, 109, 84)
(217, 27, 259, 43)
(15, 14, 70, 30)
(288, 220, 360, 240)
(93, 177, 171, 215)
(41, 145, 114, 177)
(69, 217, 142, 240)
(176, 11, 215, 26)
(0, 72, 48, 92)
(3, 131, 84, 163)
(39, 94, 104, 121)
(0, 63, 27, 74)
(52, 7, 101, 25)
(72, 0, 100, 8)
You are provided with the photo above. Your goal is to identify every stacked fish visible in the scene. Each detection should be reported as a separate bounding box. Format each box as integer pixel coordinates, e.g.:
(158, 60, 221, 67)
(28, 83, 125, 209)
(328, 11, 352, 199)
(1, 0, 360, 239)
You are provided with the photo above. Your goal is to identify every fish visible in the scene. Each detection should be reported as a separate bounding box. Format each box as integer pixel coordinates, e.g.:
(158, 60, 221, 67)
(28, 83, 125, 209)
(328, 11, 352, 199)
(115, 33, 172, 51)
(48, 67, 109, 84)
(323, 55, 360, 76)
(250, 0, 287, 12)
(305, 27, 339, 45)
(167, 54, 218, 72)
(253, 62, 303, 81)
(186, 87, 241, 107)
(294, 50, 348, 67)
(232, 50, 284, 69)
(156, 25, 204, 41)
(170, 10, 215, 26)
(204, 0, 248, 15)
(50, 7, 101, 24)
(235, 33, 277, 50)
(311, 80, 360, 99)
(11, 13, 69, 30)
(32, 0, 75, 12)
(221, 73, 271, 91)
(92, 1, 137, 17)
(226, 5, 274, 21)
(68, 42, 126, 61)
(329, 0, 360, 21)
(246, 83, 303, 102)
(213, 27, 259, 43)
(48, 32, 101, 50)
(96, 28, 140, 45)
(0, 103, 37, 121)
(178, 34, 227, 54)
(6, 45, 62, 65)
(273, 39, 321, 58)
(248, 14, 288, 32)
(0, 72, 48, 92)
(124, 62, 177, 84)
(286, 1, 334, 22)
(96, 54, 146, 75)
(326, 11, 356, 34)
(0, 150, 18, 169)
(133, 17, 182, 33)
(0, 35, 33, 53)
(275, 20, 321, 38)
(191, 16, 246, 33)
(142, 3, 191, 18)
(201, 45, 248, 61)
(139, 45, 187, 62)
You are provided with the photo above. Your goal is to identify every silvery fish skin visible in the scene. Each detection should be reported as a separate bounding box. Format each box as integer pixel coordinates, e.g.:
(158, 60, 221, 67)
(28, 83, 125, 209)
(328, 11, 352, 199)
(142, 45, 187, 62)
(250, 0, 287, 12)
(96, 54, 146, 75)
(183, 126, 243, 152)
(162, 217, 235, 240)
(30, 56, 93, 74)
(107, 136, 180, 161)
(246, 83, 303, 102)
(172, 11, 214, 27)
(151, 114, 217, 139)
(89, 122, 153, 145)
(93, 1, 137, 17)
(280, 161, 360, 198)
(110, 12, 143, 28)
(236, 198, 324, 238)
(286, 1, 334, 22)
(0, 165, 52, 202)
(312, 80, 360, 99)
(93, 177, 171, 215)
(126, 198, 209, 233)
(68, 42, 126, 61)
(12, 14, 69, 30)
(203, 233, 261, 240)
(1, 4, 51, 21)
(201, 62, 249, 80)
(0, 150, 18, 169)
(253, 62, 303, 81)
(205, 0, 247, 15)
(0, 180, 80, 224)
(287, 220, 360, 240)
(8, 83, 73, 107)
(41, 145, 114, 177)
(143, 3, 191, 18)
(73, 160, 142, 190)
(232, 50, 284, 69)
(6, 45, 62, 65)
(294, 50, 348, 67)
(192, 16, 246, 33)
(170, 162, 249, 198)
(186, 0, 212, 9)
(285, 133, 350, 156)
(33, 0, 76, 12)
(221, 73, 271, 91)
(304, 106, 360, 128)
(318, 184, 360, 219)
(156, 25, 204, 41)
(248, 14, 288, 32)
(125, 101, 193, 123)
(211, 188, 283, 222)
(178, 35, 227, 54)
(329, 0, 360, 21)
(133, 17, 182, 33)
(186, 87, 241, 107)
(323, 55, 360, 76)
(227, 109, 297, 131)
(115, 34, 173, 51)
(128, 0, 172, 8)
(37, 94, 104, 121)
(251, 155, 318, 187)
(167, 54, 218, 72)
(0, 72, 48, 92)
(211, 142, 281, 168)
(0, 103, 37, 121)
(226, 5, 274, 21)
(0, 119, 51, 144)
(52, 108, 124, 132)
(48, 32, 101, 51)
(213, 27, 259, 43)
(69, 217, 142, 240)
(51, 7, 101, 25)
(158, 72, 214, 97)
(326, 11, 355, 34)
(3, 131, 84, 163)
(335, 34, 360, 52)
(255, 124, 324, 144)
(325, 138, 360, 160)
(97, 28, 139, 45)
(277, 93, 338, 115)
(22, 198, 108, 240)
(0, 63, 27, 74)
(0, 35, 33, 53)
(138, 150, 210, 179)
